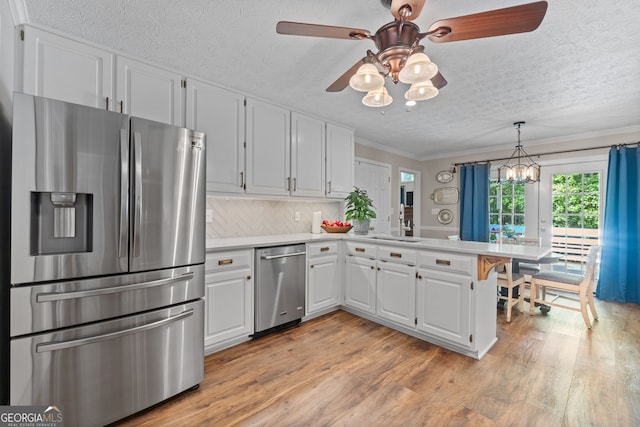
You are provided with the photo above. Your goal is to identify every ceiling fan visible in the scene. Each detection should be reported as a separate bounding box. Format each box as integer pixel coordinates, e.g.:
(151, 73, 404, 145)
(276, 0, 548, 106)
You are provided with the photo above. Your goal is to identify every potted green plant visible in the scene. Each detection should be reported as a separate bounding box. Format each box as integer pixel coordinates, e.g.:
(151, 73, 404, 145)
(344, 187, 377, 235)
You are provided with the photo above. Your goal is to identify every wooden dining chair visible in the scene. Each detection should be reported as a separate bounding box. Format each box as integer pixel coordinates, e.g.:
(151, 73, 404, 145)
(529, 245, 601, 328)
(497, 262, 526, 322)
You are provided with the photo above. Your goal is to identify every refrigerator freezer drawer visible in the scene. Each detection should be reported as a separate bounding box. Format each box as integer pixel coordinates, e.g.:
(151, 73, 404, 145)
(10, 264, 204, 337)
(10, 299, 204, 427)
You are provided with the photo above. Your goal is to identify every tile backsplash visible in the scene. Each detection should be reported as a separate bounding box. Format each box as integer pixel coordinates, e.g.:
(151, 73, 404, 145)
(206, 196, 342, 238)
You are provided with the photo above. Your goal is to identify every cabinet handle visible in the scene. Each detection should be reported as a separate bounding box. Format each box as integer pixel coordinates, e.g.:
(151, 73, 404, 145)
(328, 181, 332, 193)
(310, 265, 314, 269)
(293, 177, 297, 191)
(287, 177, 291, 191)
(355, 247, 365, 253)
(119, 100, 124, 113)
(377, 267, 381, 271)
(436, 259, 451, 266)
(218, 259, 233, 265)
(105, 96, 109, 110)
(370, 266, 374, 270)
(240, 171, 244, 188)
(390, 252, 402, 258)
(246, 275, 251, 280)
(320, 247, 330, 252)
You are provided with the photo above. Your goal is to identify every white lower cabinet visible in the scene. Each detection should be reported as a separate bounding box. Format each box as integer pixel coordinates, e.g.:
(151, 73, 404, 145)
(376, 261, 416, 328)
(344, 255, 377, 314)
(204, 250, 253, 352)
(416, 268, 472, 348)
(306, 242, 340, 315)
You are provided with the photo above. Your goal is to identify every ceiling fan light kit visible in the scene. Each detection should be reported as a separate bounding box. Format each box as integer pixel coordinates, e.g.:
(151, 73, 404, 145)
(362, 86, 393, 107)
(404, 79, 438, 101)
(349, 63, 385, 92)
(398, 52, 438, 84)
(277, 1, 548, 109)
(498, 121, 541, 184)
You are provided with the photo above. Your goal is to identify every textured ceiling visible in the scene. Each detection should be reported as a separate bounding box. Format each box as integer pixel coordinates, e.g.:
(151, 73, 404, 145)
(21, 0, 640, 159)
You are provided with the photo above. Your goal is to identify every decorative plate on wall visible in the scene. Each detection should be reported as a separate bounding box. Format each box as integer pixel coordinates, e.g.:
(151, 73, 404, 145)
(431, 187, 459, 205)
(437, 209, 453, 224)
(436, 170, 454, 183)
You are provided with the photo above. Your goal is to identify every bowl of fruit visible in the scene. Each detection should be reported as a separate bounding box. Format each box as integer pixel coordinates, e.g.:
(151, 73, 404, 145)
(321, 220, 353, 233)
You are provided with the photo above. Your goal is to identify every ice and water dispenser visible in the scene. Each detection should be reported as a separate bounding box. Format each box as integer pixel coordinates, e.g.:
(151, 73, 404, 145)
(30, 191, 93, 255)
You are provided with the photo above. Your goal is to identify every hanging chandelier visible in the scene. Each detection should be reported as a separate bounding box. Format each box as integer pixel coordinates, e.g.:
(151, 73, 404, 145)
(498, 121, 540, 184)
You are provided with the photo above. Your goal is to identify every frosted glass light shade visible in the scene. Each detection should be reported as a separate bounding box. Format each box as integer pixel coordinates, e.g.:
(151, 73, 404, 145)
(404, 80, 438, 101)
(398, 52, 438, 84)
(349, 63, 384, 92)
(362, 86, 393, 107)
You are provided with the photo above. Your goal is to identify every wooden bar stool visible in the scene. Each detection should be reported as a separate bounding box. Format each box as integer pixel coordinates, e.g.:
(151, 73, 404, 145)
(497, 262, 526, 322)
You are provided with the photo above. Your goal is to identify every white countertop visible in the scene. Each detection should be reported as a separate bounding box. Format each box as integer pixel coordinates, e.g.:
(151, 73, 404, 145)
(207, 233, 552, 261)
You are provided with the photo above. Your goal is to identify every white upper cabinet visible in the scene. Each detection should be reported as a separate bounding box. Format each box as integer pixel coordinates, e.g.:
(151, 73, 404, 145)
(291, 112, 325, 197)
(325, 122, 354, 199)
(116, 56, 183, 125)
(186, 79, 245, 193)
(21, 26, 114, 109)
(245, 98, 291, 196)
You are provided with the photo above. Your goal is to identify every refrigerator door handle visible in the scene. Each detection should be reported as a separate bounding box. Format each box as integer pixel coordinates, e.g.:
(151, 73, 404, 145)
(36, 272, 195, 303)
(119, 129, 129, 258)
(36, 309, 194, 353)
(133, 132, 143, 257)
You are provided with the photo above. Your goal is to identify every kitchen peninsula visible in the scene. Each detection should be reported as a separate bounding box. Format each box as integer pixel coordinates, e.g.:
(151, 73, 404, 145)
(206, 234, 552, 360)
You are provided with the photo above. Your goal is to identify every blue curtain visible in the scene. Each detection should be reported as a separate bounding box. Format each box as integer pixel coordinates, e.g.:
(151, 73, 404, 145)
(459, 163, 490, 242)
(597, 146, 640, 304)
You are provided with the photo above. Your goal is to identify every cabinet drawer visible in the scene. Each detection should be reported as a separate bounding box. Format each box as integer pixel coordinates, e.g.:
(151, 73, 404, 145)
(307, 242, 338, 257)
(346, 242, 377, 259)
(418, 251, 473, 275)
(377, 246, 417, 265)
(206, 250, 252, 272)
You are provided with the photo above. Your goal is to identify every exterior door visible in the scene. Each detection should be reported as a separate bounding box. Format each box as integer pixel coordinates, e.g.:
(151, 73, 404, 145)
(539, 160, 606, 273)
(130, 118, 205, 272)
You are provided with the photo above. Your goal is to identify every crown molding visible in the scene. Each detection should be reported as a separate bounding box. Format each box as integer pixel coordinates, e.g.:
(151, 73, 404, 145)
(420, 125, 640, 162)
(7, 0, 28, 25)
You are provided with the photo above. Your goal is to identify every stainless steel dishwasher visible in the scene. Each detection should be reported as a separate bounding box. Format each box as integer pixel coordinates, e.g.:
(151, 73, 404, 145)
(255, 244, 306, 334)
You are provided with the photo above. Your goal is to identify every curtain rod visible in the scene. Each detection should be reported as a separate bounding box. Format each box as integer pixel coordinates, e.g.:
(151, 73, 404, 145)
(454, 141, 640, 167)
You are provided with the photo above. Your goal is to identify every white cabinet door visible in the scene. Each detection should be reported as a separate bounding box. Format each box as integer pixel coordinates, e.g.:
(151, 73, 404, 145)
(186, 79, 245, 193)
(204, 268, 253, 348)
(376, 261, 416, 327)
(326, 123, 354, 199)
(416, 269, 472, 348)
(307, 254, 339, 313)
(291, 112, 325, 197)
(245, 98, 290, 196)
(344, 256, 376, 314)
(22, 26, 114, 109)
(116, 56, 183, 125)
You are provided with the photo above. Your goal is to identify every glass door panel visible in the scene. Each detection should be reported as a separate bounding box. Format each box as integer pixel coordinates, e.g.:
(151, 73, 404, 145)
(539, 162, 606, 274)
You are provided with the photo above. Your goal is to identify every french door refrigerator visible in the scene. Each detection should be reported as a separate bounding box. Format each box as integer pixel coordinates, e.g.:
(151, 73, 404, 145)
(7, 93, 206, 426)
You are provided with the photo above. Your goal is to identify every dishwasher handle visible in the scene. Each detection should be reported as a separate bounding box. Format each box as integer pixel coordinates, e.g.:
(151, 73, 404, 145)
(261, 251, 306, 260)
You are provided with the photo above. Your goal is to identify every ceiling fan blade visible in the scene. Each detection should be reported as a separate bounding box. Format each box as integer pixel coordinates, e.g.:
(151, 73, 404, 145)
(277, 21, 370, 40)
(426, 1, 548, 43)
(326, 58, 367, 92)
(431, 72, 447, 90)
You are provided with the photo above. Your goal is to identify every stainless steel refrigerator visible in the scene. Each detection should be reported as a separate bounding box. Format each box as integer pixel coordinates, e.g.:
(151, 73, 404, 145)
(7, 93, 206, 426)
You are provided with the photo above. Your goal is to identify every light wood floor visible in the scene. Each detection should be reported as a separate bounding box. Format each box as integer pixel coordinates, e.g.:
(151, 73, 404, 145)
(116, 299, 640, 427)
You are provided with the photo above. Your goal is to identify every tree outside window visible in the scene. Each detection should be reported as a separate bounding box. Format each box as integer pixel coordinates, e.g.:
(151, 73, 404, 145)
(489, 180, 525, 242)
